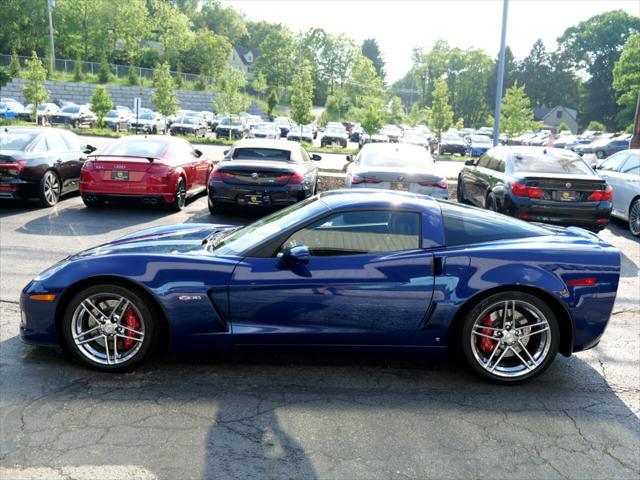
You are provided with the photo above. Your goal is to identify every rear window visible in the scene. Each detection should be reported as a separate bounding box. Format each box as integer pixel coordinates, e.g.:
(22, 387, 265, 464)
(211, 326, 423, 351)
(362, 147, 433, 168)
(439, 201, 550, 246)
(511, 153, 593, 175)
(232, 148, 291, 161)
(102, 139, 168, 157)
(0, 132, 39, 151)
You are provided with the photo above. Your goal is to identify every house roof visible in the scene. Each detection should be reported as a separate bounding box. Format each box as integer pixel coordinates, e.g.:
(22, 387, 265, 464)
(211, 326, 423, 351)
(533, 106, 577, 122)
(233, 46, 261, 66)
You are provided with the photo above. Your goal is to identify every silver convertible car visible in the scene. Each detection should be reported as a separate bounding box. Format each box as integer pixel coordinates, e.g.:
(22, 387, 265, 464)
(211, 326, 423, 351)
(345, 143, 449, 199)
(595, 149, 640, 236)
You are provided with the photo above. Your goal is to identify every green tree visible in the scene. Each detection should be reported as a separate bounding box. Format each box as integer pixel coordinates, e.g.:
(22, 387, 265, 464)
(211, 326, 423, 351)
(174, 63, 184, 88)
(558, 10, 640, 129)
(194, 0, 248, 44)
(21, 52, 49, 121)
(127, 63, 140, 86)
(361, 38, 386, 81)
(345, 55, 385, 111)
(98, 55, 112, 83)
(251, 72, 268, 96)
(500, 82, 538, 138)
(0, 68, 11, 98)
(151, 62, 179, 117)
(586, 120, 606, 132)
(182, 29, 230, 81)
(212, 67, 250, 139)
(147, 0, 192, 66)
(386, 96, 405, 124)
(10, 50, 21, 76)
(557, 122, 571, 132)
(360, 101, 385, 139)
(430, 78, 454, 138)
(266, 90, 279, 119)
(255, 28, 296, 93)
(90, 86, 113, 127)
(73, 53, 84, 81)
(317, 34, 358, 95)
(613, 32, 640, 129)
(456, 117, 465, 130)
(1, 1, 48, 58)
(290, 61, 315, 138)
(408, 103, 431, 126)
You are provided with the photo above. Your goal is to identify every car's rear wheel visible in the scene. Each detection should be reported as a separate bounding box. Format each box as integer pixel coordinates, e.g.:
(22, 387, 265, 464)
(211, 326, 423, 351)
(208, 196, 226, 215)
(62, 284, 157, 371)
(485, 192, 498, 212)
(38, 170, 61, 207)
(170, 177, 187, 211)
(460, 291, 559, 384)
(629, 199, 640, 237)
(456, 176, 466, 204)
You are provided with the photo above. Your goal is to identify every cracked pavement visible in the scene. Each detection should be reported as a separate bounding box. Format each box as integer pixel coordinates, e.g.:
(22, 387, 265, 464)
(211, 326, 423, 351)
(1, 194, 639, 480)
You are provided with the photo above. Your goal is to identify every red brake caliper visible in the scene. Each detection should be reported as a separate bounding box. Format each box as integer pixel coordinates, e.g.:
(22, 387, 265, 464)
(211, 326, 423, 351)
(479, 315, 496, 353)
(122, 307, 141, 349)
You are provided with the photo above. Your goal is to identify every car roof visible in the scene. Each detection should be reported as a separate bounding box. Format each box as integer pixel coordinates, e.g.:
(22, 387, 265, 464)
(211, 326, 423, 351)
(3, 126, 66, 135)
(233, 139, 302, 151)
(318, 189, 439, 213)
(493, 146, 581, 159)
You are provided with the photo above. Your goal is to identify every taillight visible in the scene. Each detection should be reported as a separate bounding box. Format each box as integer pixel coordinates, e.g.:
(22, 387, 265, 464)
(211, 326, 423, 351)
(419, 178, 448, 189)
(0, 160, 27, 172)
(286, 172, 304, 185)
(511, 182, 543, 199)
(587, 185, 613, 202)
(147, 163, 170, 174)
(209, 168, 235, 183)
(351, 175, 382, 184)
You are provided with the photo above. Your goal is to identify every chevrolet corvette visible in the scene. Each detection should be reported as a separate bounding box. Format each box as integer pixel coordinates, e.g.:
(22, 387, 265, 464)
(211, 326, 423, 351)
(20, 190, 620, 383)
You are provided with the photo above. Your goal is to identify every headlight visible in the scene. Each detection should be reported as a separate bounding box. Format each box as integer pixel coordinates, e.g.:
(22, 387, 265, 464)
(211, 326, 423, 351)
(33, 260, 68, 282)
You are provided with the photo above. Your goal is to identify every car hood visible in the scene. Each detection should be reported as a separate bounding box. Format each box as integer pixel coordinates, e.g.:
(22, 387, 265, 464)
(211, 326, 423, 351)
(68, 224, 236, 259)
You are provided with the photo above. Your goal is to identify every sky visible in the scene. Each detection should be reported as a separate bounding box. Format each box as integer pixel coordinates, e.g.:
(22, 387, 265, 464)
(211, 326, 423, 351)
(222, 0, 640, 83)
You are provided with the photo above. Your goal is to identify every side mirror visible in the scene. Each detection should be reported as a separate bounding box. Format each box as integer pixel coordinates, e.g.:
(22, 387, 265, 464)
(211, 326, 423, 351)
(465, 159, 475, 166)
(223, 149, 229, 156)
(346, 154, 354, 162)
(83, 145, 96, 154)
(194, 149, 203, 158)
(281, 245, 310, 265)
(311, 153, 322, 161)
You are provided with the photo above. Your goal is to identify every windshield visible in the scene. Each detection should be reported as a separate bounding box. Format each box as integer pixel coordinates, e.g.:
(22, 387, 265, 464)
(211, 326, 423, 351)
(254, 123, 275, 130)
(0, 131, 39, 151)
(210, 197, 327, 256)
(62, 106, 80, 113)
(325, 127, 345, 135)
(101, 138, 168, 157)
(105, 110, 118, 117)
(442, 133, 461, 141)
(511, 153, 594, 175)
(178, 117, 196, 124)
(470, 135, 491, 144)
(139, 113, 155, 120)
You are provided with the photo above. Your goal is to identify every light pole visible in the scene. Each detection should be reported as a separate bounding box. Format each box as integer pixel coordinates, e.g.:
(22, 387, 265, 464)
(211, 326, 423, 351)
(47, 0, 56, 73)
(493, 0, 509, 146)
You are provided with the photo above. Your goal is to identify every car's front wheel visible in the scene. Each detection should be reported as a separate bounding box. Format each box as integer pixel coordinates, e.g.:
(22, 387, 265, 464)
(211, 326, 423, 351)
(629, 199, 640, 237)
(170, 177, 187, 211)
(460, 291, 560, 384)
(62, 284, 157, 371)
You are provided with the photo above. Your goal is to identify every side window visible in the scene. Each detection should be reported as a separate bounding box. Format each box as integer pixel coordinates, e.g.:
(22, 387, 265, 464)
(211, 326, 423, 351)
(598, 153, 627, 172)
(477, 153, 491, 168)
(31, 137, 48, 153)
(60, 131, 83, 151)
(46, 132, 70, 152)
(279, 210, 421, 257)
(620, 153, 639, 175)
(488, 151, 503, 172)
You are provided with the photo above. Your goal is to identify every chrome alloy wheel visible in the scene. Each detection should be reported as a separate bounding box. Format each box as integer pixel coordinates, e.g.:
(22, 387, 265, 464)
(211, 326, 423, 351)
(43, 171, 60, 205)
(71, 293, 145, 366)
(629, 200, 640, 237)
(469, 299, 552, 378)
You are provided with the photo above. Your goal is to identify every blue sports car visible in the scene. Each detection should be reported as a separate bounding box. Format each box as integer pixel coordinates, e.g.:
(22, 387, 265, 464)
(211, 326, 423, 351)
(20, 190, 620, 384)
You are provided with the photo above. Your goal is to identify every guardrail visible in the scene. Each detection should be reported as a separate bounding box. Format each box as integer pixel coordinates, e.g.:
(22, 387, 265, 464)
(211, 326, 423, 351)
(0, 54, 213, 85)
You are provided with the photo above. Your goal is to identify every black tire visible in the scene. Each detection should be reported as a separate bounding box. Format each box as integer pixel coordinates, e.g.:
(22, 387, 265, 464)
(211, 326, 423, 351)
(629, 198, 640, 237)
(72, 120, 79, 129)
(152, 126, 157, 135)
(82, 196, 104, 208)
(485, 192, 498, 212)
(114, 123, 120, 132)
(62, 283, 158, 371)
(460, 291, 560, 384)
(208, 195, 226, 215)
(38, 170, 61, 207)
(456, 175, 466, 204)
(170, 177, 187, 211)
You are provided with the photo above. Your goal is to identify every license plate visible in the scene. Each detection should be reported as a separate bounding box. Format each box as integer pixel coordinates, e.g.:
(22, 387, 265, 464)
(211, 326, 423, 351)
(245, 194, 270, 205)
(111, 171, 129, 181)
(391, 182, 409, 191)
(559, 190, 576, 201)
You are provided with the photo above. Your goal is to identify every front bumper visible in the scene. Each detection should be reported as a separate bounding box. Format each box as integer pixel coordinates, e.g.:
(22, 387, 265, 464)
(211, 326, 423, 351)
(20, 281, 62, 346)
(440, 144, 467, 154)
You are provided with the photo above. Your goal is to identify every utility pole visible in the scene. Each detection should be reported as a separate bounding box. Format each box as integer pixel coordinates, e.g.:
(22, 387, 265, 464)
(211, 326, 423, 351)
(47, 0, 56, 73)
(493, 0, 509, 146)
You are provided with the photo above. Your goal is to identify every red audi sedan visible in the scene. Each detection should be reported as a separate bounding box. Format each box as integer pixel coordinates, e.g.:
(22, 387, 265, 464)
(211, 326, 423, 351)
(80, 136, 211, 210)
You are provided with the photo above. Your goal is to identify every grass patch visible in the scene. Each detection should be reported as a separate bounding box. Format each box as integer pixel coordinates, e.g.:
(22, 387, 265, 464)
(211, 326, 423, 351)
(0, 119, 35, 127)
(301, 142, 358, 155)
(433, 153, 472, 162)
(70, 127, 124, 138)
(187, 136, 236, 146)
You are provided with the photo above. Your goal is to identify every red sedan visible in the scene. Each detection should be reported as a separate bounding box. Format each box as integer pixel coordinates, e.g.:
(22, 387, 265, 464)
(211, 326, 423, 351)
(80, 136, 211, 210)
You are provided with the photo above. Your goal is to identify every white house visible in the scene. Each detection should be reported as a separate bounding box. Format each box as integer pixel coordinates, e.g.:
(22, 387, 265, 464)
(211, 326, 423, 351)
(533, 105, 579, 134)
(227, 46, 261, 80)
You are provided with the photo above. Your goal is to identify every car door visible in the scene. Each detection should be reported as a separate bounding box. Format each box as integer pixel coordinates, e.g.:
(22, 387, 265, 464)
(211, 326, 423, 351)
(597, 152, 629, 219)
(45, 131, 78, 192)
(228, 209, 435, 346)
(466, 153, 490, 205)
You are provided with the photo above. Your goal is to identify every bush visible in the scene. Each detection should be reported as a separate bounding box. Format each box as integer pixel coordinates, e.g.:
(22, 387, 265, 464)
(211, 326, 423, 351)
(98, 56, 112, 84)
(625, 123, 634, 134)
(587, 120, 606, 132)
(174, 63, 183, 89)
(557, 122, 571, 132)
(90, 86, 113, 127)
(10, 50, 21, 76)
(73, 54, 84, 82)
(127, 64, 140, 86)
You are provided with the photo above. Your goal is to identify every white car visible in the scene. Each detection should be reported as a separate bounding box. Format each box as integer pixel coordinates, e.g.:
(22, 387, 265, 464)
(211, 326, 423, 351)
(249, 122, 280, 139)
(287, 126, 314, 143)
(345, 143, 449, 199)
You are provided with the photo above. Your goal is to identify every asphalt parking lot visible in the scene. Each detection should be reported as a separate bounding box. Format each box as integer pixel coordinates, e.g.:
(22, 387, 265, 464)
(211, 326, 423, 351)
(1, 182, 638, 479)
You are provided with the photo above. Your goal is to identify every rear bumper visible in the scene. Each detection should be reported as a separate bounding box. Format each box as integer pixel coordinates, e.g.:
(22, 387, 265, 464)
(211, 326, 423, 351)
(0, 179, 36, 199)
(507, 196, 612, 231)
(80, 181, 175, 203)
(209, 182, 313, 207)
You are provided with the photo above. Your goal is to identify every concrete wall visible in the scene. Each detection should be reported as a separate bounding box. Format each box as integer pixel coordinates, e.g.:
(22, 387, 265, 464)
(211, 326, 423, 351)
(1, 78, 264, 116)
